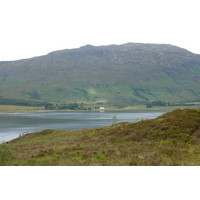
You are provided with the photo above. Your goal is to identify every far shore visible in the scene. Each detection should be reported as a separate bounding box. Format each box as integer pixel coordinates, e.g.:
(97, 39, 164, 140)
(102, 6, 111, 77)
(0, 104, 200, 114)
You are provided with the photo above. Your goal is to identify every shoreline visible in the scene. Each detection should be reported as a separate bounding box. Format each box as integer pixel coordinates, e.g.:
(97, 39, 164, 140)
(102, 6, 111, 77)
(0, 104, 199, 114)
(0, 109, 169, 143)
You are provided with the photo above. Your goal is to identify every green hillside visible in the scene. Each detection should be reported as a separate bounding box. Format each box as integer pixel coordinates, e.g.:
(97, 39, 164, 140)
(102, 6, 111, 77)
(2, 108, 200, 166)
(0, 43, 200, 105)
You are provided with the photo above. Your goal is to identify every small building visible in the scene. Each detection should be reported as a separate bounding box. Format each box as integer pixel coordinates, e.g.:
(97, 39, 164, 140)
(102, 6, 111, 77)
(99, 107, 105, 110)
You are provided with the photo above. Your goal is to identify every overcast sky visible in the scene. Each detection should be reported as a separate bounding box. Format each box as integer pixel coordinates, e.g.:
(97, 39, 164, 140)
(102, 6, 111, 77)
(0, 0, 200, 61)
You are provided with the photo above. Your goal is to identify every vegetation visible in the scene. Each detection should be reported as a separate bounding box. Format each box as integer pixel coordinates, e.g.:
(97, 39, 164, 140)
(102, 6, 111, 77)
(0, 43, 200, 106)
(0, 105, 44, 113)
(0, 142, 13, 166)
(0, 97, 45, 107)
(112, 115, 118, 124)
(3, 108, 200, 166)
(146, 101, 200, 109)
(146, 101, 170, 108)
(45, 102, 87, 110)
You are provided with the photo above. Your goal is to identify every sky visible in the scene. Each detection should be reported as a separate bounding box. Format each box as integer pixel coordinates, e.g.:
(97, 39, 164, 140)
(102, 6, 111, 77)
(0, 0, 200, 61)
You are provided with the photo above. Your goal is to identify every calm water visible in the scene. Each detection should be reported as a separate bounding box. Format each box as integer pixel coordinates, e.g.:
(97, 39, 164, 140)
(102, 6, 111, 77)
(0, 110, 168, 142)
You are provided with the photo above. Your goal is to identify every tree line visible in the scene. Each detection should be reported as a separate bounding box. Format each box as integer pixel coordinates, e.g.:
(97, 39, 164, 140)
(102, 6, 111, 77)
(0, 98, 45, 107)
(44, 102, 88, 110)
(146, 100, 200, 108)
(146, 101, 171, 108)
(0, 98, 92, 111)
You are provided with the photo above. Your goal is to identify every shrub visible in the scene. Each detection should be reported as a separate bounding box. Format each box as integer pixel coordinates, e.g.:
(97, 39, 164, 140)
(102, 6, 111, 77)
(112, 115, 118, 124)
(0, 142, 13, 166)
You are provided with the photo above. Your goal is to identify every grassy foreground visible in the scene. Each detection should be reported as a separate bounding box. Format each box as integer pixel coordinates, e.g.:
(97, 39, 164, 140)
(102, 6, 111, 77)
(1, 108, 200, 166)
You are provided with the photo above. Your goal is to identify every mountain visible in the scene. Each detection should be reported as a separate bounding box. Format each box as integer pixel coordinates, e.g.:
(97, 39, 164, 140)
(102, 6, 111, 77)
(0, 43, 200, 105)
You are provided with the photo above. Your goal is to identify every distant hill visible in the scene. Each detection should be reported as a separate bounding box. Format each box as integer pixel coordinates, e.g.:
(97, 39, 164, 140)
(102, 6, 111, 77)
(0, 43, 200, 106)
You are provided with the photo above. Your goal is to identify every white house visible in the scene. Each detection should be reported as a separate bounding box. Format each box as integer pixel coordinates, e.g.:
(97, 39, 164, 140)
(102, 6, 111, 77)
(99, 107, 105, 110)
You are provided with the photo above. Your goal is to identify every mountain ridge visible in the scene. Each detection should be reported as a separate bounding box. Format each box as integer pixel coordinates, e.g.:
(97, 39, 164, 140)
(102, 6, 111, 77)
(0, 43, 200, 106)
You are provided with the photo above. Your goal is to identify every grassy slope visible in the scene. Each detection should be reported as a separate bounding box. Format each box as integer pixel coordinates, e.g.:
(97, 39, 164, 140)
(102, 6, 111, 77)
(3, 108, 200, 166)
(0, 43, 200, 104)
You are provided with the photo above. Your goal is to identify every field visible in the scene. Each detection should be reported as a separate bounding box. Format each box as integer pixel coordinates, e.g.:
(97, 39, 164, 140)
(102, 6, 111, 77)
(0, 105, 44, 113)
